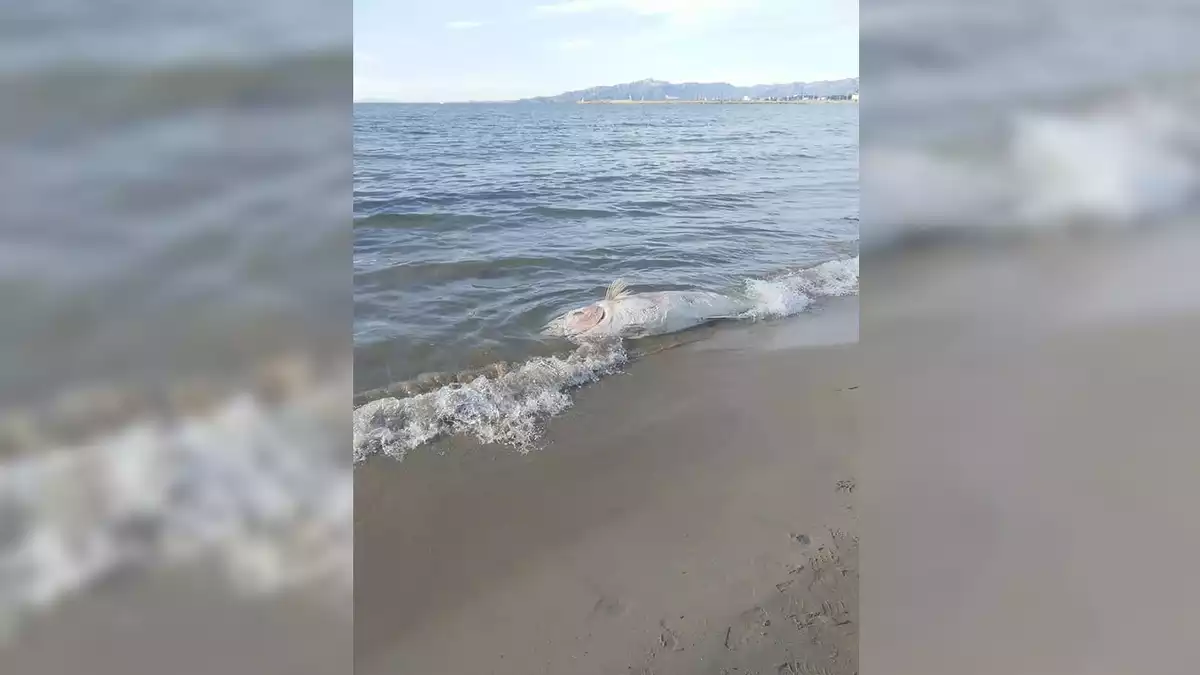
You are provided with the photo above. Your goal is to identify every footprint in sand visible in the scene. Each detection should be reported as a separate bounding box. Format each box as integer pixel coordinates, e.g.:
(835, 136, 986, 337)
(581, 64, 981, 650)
(725, 605, 771, 651)
(589, 594, 628, 619)
(658, 621, 685, 652)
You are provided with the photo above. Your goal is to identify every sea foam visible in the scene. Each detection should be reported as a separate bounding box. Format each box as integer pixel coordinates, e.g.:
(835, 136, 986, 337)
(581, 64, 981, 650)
(744, 256, 860, 318)
(353, 341, 627, 462)
(353, 256, 860, 461)
(0, 359, 351, 640)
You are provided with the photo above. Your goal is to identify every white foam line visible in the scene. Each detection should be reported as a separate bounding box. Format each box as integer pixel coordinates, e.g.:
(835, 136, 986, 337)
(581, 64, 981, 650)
(0, 375, 351, 640)
(743, 255, 860, 319)
(353, 342, 627, 462)
(865, 97, 1200, 244)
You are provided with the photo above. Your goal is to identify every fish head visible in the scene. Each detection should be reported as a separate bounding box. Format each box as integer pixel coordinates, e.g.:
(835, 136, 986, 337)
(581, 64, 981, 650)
(560, 302, 607, 335)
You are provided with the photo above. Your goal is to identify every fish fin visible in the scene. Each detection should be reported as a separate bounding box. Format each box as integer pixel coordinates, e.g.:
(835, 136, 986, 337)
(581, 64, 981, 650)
(606, 278, 633, 300)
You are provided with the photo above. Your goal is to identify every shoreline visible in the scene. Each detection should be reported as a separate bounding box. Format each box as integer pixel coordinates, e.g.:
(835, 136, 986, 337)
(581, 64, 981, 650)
(355, 307, 859, 674)
(576, 99, 857, 105)
(354, 99, 858, 105)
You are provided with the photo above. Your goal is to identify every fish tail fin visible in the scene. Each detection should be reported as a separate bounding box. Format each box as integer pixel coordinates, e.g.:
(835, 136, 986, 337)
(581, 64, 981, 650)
(606, 278, 632, 300)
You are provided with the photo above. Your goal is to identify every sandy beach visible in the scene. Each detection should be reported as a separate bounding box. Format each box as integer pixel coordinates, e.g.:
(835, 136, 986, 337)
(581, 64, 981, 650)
(859, 236, 1200, 674)
(355, 300, 859, 675)
(0, 567, 351, 675)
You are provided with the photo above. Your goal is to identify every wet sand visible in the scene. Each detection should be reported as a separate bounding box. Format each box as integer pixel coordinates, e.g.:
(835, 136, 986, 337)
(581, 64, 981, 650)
(356, 300, 859, 675)
(0, 567, 351, 675)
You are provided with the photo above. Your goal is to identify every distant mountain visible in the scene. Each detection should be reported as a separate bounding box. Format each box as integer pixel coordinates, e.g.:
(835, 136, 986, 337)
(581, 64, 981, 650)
(521, 77, 859, 102)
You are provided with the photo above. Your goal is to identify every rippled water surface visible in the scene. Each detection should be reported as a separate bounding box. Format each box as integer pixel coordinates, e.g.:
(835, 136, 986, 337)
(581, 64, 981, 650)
(0, 0, 351, 648)
(354, 103, 859, 393)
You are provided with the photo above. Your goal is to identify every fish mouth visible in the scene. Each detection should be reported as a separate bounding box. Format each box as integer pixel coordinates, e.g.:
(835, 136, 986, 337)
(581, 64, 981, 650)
(549, 305, 609, 336)
(569, 306, 606, 334)
(546, 304, 607, 337)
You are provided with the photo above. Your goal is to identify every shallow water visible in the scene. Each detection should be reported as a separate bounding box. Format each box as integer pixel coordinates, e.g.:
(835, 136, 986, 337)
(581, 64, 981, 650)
(354, 102, 859, 393)
(0, 0, 351, 649)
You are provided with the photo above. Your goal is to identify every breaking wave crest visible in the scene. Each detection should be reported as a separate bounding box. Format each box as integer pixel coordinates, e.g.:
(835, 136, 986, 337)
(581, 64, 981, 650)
(864, 96, 1200, 247)
(0, 355, 351, 640)
(744, 256, 860, 318)
(353, 256, 859, 462)
(353, 342, 627, 462)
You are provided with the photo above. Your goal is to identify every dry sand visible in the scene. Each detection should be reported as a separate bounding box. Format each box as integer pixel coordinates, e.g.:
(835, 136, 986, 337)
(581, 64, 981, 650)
(0, 566, 351, 675)
(356, 302, 859, 675)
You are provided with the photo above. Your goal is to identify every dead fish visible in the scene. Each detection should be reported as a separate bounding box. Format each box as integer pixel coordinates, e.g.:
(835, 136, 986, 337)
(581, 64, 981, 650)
(545, 278, 748, 340)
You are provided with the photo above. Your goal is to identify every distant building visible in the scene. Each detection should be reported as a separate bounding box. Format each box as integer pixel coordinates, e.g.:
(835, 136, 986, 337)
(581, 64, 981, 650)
(742, 95, 751, 101)
(851, 92, 859, 101)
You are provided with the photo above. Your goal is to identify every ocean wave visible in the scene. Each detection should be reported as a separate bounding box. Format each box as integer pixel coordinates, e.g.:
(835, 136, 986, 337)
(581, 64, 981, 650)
(864, 95, 1200, 248)
(1008, 100, 1200, 225)
(523, 205, 621, 219)
(0, 355, 351, 640)
(356, 255, 565, 287)
(353, 212, 494, 229)
(353, 256, 859, 461)
(661, 166, 736, 178)
(353, 342, 627, 462)
(744, 256, 861, 318)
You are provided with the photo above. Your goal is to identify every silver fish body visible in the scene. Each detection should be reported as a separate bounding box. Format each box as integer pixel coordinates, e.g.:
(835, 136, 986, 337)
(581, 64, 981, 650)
(546, 283, 747, 340)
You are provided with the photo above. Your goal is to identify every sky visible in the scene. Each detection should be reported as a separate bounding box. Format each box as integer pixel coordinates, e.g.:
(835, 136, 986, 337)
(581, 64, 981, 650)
(354, 0, 859, 102)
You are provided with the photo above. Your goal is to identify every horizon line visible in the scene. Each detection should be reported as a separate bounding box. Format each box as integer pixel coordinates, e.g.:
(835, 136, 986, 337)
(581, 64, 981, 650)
(355, 75, 859, 104)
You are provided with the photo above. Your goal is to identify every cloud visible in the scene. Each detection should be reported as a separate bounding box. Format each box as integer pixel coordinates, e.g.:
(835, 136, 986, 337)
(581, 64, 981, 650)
(556, 38, 596, 50)
(535, 0, 754, 21)
(535, 0, 605, 13)
(446, 20, 484, 29)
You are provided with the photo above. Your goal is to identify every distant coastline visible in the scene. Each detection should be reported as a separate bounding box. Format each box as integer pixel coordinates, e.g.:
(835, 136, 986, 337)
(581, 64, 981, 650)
(354, 99, 859, 105)
(521, 77, 859, 104)
(355, 76, 864, 105)
(354, 99, 858, 105)
(353, 77, 860, 105)
(576, 98, 857, 105)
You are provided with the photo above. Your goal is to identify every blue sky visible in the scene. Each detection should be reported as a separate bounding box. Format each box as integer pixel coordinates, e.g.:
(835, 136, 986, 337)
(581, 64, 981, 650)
(355, 0, 859, 102)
